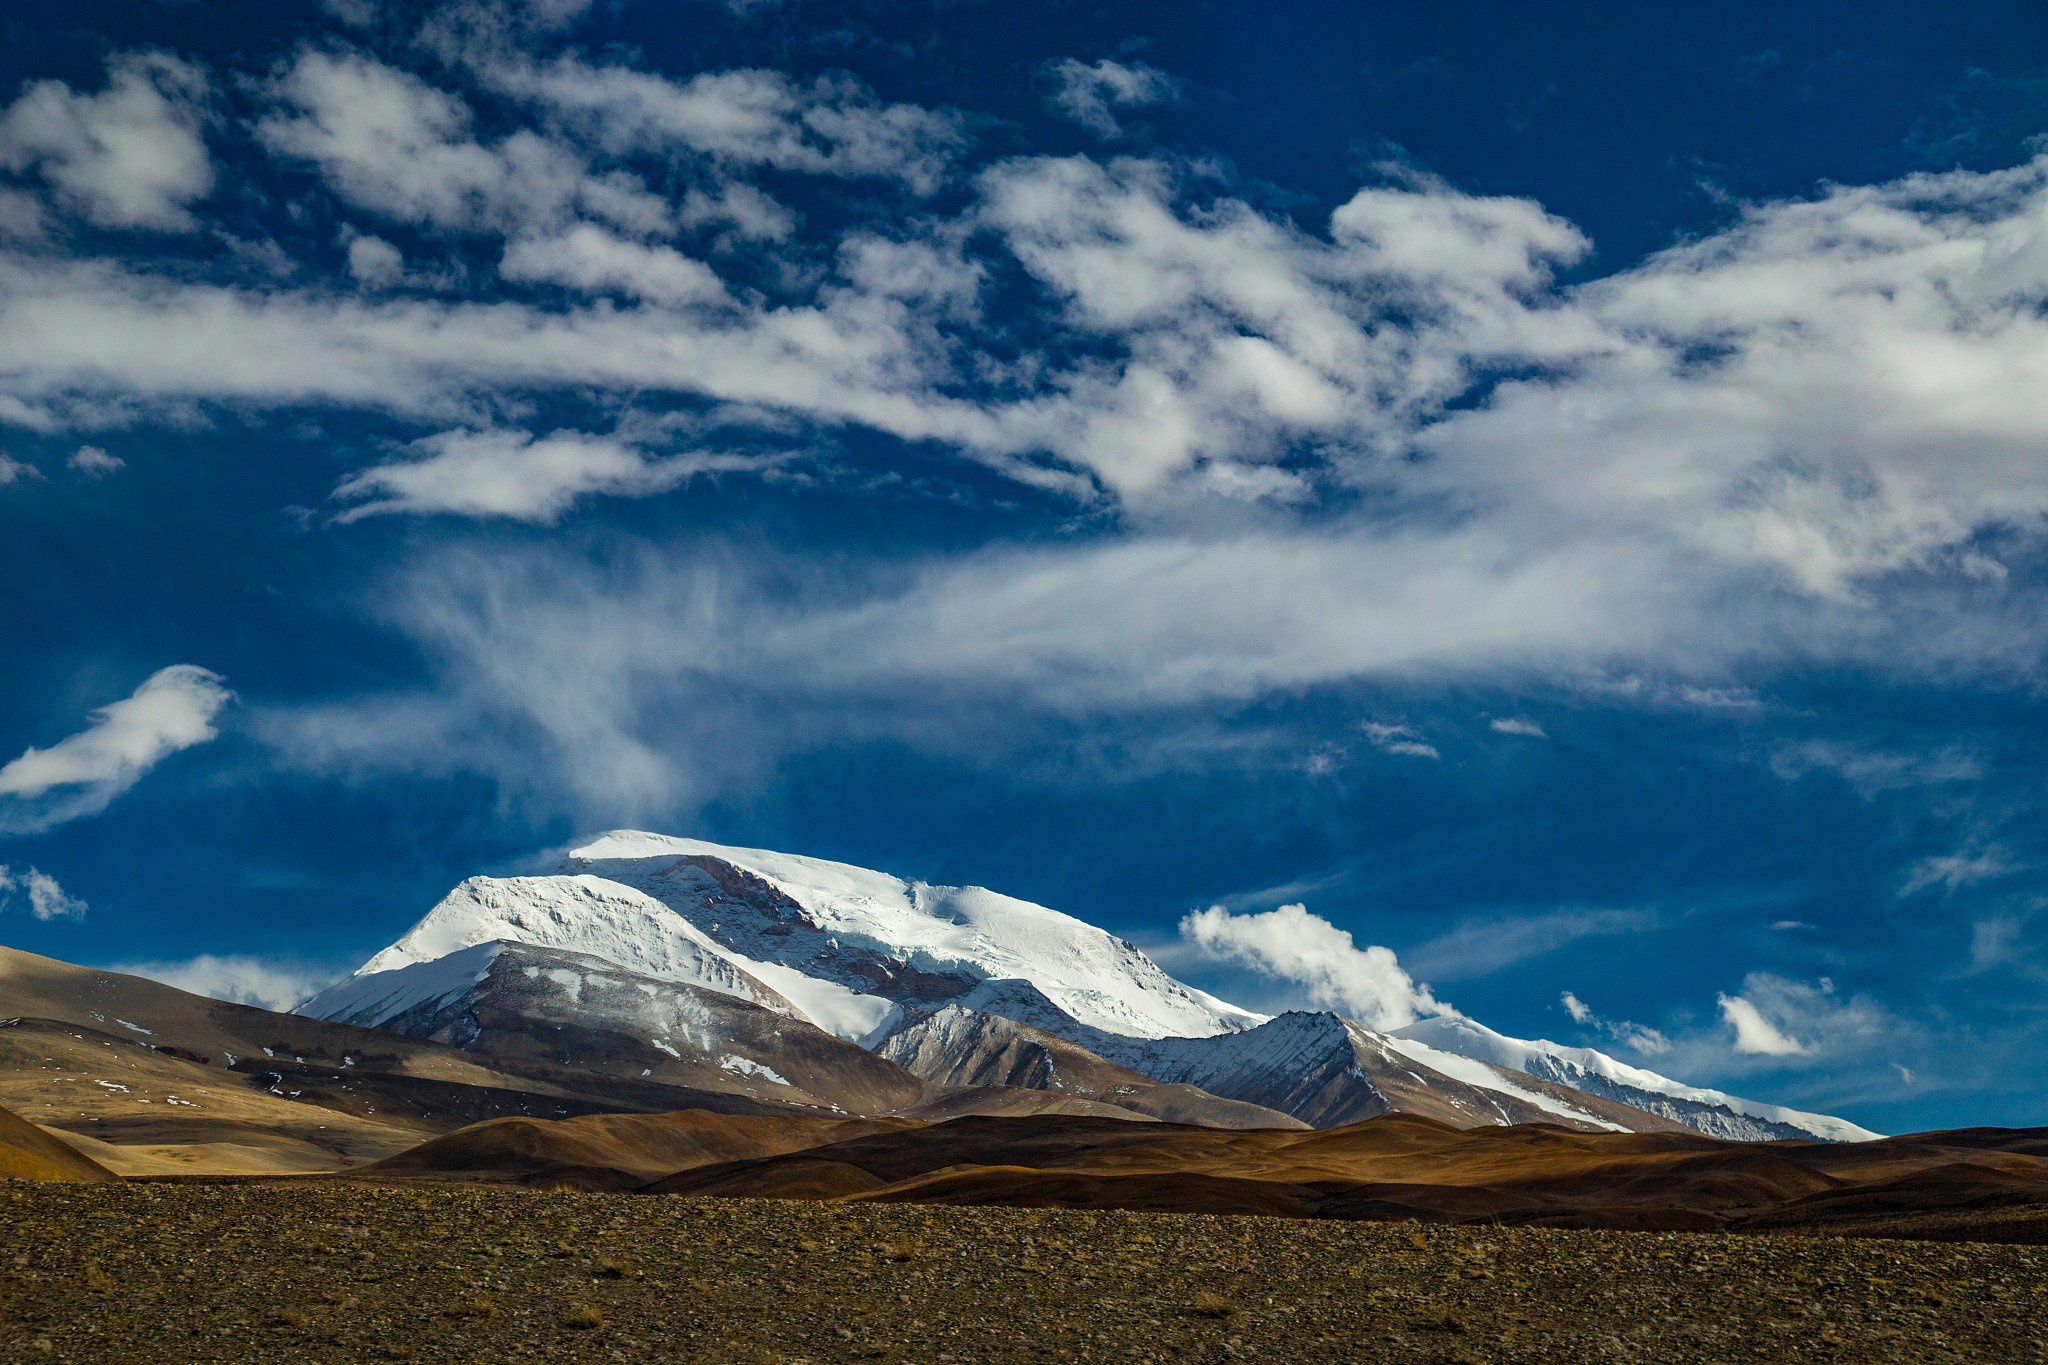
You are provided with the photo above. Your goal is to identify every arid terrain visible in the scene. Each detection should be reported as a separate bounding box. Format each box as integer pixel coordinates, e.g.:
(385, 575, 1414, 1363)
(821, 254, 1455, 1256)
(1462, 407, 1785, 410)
(5, 954, 2048, 1365)
(4, 1180, 2045, 1365)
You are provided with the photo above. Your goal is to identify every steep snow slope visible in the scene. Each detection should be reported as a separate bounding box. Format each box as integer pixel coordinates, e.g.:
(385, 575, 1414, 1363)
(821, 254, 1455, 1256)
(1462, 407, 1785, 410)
(561, 832, 1267, 1042)
(1390, 1016, 1883, 1143)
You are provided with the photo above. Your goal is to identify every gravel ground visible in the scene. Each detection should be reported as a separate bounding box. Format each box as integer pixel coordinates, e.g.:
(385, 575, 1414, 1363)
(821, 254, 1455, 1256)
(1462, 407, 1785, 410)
(2, 1180, 2044, 1364)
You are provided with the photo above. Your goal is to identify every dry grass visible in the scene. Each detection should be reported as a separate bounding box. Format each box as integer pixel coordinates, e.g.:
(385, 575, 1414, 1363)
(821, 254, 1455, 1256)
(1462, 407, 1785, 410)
(882, 1233, 921, 1262)
(564, 1302, 606, 1330)
(272, 1306, 306, 1329)
(459, 1293, 496, 1319)
(1190, 1291, 1238, 1319)
(82, 1264, 111, 1292)
(1414, 1311, 1467, 1334)
(1406, 1230, 1430, 1250)
(599, 1256, 634, 1278)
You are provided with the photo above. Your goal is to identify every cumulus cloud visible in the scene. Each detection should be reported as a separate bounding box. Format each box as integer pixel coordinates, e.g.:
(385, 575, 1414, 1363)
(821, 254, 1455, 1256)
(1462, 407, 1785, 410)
(1560, 990, 1592, 1022)
(0, 665, 233, 833)
(1717, 991, 1810, 1055)
(0, 454, 35, 484)
(1044, 58, 1182, 138)
(114, 954, 337, 1011)
(66, 444, 123, 476)
(1361, 722, 1439, 758)
(0, 51, 214, 230)
(1490, 717, 1545, 737)
(0, 866, 88, 920)
(1179, 901, 1451, 1031)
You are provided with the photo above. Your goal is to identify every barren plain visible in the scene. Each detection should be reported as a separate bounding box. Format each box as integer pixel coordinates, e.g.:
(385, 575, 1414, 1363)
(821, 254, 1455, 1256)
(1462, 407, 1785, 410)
(4, 1180, 2046, 1365)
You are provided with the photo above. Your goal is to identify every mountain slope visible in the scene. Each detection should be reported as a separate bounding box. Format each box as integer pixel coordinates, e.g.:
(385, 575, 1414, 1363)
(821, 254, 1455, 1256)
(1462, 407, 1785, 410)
(1389, 1016, 1882, 1143)
(877, 1003, 1309, 1130)
(310, 939, 928, 1116)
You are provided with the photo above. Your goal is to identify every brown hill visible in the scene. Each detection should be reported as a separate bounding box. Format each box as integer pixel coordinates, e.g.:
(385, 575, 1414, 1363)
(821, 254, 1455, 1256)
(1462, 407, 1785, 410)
(608, 1110, 2048, 1240)
(0, 1099, 116, 1182)
(361, 1108, 913, 1189)
(0, 947, 913, 1175)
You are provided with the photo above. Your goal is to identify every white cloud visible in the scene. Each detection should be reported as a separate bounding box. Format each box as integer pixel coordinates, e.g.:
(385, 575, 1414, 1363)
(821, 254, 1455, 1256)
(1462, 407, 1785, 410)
(1045, 58, 1182, 138)
(1560, 990, 1592, 1022)
(0, 454, 35, 484)
(257, 50, 665, 239)
(1179, 901, 1451, 1031)
(485, 58, 967, 194)
(1717, 991, 1810, 1055)
(1769, 919, 1816, 931)
(497, 224, 728, 306)
(1361, 721, 1439, 759)
(0, 866, 87, 921)
(0, 665, 233, 833)
(345, 234, 405, 287)
(0, 51, 213, 231)
(113, 954, 336, 1012)
(66, 444, 122, 476)
(1490, 717, 1545, 737)
(332, 427, 766, 523)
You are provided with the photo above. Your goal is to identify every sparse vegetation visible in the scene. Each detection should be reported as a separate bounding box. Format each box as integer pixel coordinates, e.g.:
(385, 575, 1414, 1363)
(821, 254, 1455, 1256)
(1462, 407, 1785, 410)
(1191, 1290, 1238, 1318)
(272, 1305, 306, 1328)
(563, 1301, 605, 1330)
(881, 1231, 920, 1261)
(598, 1255, 633, 1278)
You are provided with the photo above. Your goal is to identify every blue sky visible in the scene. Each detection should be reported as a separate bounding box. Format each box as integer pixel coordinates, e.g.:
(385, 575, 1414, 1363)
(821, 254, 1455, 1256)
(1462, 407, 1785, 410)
(2, 0, 2047, 1135)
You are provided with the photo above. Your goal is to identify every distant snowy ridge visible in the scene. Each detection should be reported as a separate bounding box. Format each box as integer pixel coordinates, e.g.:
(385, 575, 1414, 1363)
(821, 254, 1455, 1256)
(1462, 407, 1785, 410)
(1390, 1016, 1882, 1143)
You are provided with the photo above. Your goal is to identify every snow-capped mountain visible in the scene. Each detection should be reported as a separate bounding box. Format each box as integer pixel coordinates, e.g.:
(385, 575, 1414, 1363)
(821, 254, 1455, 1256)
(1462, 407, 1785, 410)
(1389, 1015, 1882, 1143)
(300, 831, 1879, 1142)
(561, 831, 1268, 1043)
